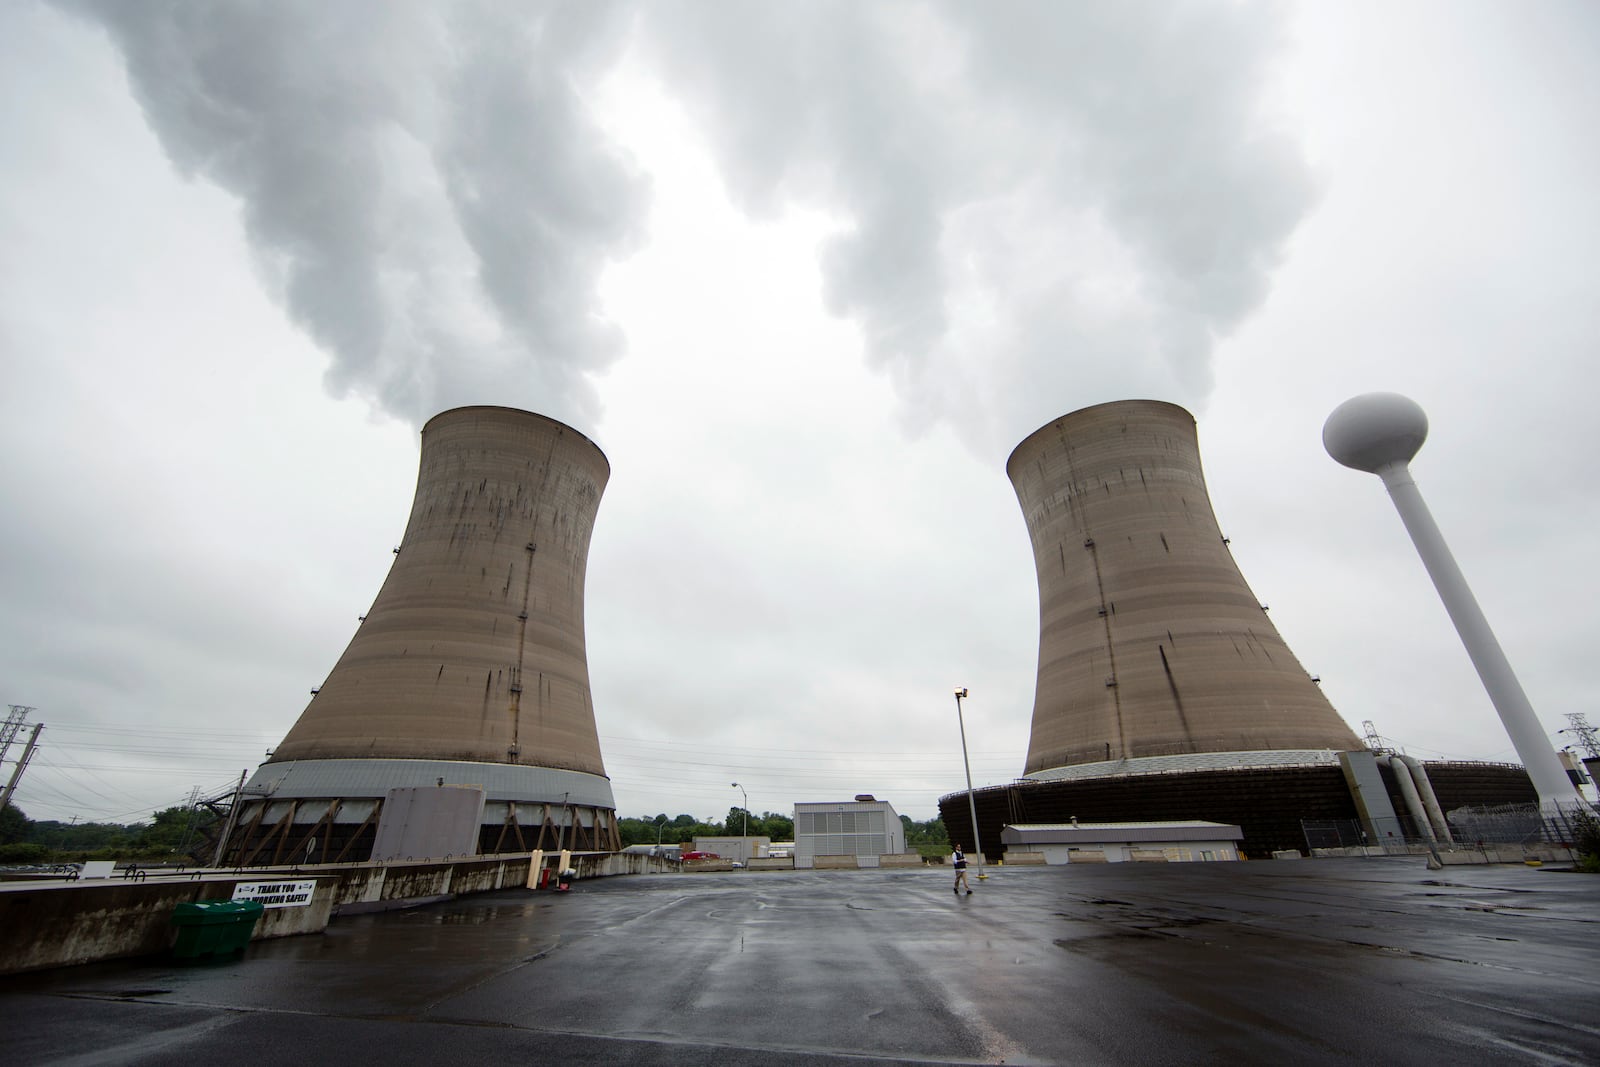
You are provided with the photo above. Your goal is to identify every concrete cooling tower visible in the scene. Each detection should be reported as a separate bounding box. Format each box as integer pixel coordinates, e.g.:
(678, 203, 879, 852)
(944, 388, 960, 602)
(1009, 400, 1361, 777)
(940, 399, 1537, 858)
(221, 406, 617, 865)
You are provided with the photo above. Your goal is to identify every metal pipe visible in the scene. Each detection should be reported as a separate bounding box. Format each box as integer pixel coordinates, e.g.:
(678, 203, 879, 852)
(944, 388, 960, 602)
(1399, 754, 1454, 844)
(1379, 755, 1436, 844)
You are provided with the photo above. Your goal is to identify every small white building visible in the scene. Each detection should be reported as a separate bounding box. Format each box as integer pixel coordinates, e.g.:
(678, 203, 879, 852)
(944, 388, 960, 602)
(1001, 821, 1243, 864)
(794, 798, 906, 868)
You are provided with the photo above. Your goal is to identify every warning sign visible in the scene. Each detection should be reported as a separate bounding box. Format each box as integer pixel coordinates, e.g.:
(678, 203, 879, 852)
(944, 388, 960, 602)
(232, 880, 317, 909)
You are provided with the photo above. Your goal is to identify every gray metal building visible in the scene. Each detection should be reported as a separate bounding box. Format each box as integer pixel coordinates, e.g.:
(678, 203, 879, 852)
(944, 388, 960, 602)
(794, 799, 905, 869)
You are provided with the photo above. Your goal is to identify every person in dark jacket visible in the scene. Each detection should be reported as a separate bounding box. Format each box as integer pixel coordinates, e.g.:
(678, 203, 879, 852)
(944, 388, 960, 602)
(952, 846, 972, 894)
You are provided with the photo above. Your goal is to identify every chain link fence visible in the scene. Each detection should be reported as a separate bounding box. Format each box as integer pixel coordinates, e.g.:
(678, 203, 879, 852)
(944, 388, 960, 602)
(1304, 803, 1591, 857)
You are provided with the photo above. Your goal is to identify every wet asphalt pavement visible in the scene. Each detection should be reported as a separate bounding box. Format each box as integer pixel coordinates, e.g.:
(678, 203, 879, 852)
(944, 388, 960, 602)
(2, 859, 1596, 1065)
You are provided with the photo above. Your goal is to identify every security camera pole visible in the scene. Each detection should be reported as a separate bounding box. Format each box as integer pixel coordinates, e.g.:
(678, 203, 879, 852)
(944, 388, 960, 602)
(954, 688, 983, 868)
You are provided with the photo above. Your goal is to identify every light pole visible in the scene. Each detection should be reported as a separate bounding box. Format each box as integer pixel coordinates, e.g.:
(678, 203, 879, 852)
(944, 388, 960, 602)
(954, 688, 984, 870)
(655, 815, 667, 846)
(731, 782, 747, 838)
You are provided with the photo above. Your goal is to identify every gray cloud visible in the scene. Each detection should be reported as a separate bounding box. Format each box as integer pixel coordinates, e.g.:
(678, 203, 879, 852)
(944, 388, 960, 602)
(61, 0, 1312, 450)
(61, 0, 647, 428)
(640, 0, 1315, 452)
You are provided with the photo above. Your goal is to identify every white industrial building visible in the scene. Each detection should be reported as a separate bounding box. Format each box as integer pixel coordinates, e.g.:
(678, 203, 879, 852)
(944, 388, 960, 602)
(1000, 821, 1243, 864)
(794, 798, 905, 868)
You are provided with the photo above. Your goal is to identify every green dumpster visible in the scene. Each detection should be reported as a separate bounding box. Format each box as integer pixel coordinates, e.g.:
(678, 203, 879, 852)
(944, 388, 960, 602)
(171, 899, 265, 961)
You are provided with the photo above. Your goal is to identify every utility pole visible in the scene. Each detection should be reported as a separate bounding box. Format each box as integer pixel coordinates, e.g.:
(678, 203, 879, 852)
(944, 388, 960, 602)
(0, 723, 43, 813)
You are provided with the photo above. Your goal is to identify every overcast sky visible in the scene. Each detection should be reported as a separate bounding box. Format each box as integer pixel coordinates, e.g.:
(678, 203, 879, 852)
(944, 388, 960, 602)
(2, 1, 1596, 826)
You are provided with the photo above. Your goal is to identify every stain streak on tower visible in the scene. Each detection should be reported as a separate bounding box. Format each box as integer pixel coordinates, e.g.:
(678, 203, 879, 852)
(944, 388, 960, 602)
(226, 406, 617, 864)
(1008, 400, 1360, 779)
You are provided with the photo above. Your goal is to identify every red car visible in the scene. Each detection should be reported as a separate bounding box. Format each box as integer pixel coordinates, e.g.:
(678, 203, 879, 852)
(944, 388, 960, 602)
(680, 851, 720, 861)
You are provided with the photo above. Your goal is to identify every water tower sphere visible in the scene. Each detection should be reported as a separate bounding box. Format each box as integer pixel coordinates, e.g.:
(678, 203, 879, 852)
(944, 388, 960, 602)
(1322, 392, 1429, 473)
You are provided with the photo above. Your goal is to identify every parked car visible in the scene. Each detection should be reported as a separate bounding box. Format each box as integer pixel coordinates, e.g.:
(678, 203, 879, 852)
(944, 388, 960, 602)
(680, 851, 720, 861)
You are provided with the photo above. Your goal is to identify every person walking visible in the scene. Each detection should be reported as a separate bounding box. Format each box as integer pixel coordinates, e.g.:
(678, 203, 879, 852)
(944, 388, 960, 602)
(952, 845, 972, 894)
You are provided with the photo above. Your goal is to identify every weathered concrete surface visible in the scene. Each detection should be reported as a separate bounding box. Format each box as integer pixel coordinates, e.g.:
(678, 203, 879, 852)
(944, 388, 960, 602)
(1003, 851, 1048, 865)
(877, 853, 926, 868)
(0, 878, 334, 975)
(0, 852, 671, 974)
(2, 860, 1596, 1064)
(1008, 401, 1362, 772)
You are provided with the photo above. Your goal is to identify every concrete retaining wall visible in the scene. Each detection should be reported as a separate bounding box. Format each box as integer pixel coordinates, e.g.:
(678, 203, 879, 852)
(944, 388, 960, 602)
(0, 850, 675, 976)
(1002, 852, 1048, 866)
(878, 854, 924, 868)
(813, 856, 859, 870)
(0, 877, 335, 976)
(1306, 845, 1576, 864)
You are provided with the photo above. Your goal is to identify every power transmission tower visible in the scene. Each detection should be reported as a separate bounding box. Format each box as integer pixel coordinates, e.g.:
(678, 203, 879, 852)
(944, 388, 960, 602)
(1564, 713, 1600, 760)
(0, 723, 43, 812)
(177, 786, 204, 856)
(0, 706, 33, 768)
(1361, 719, 1394, 755)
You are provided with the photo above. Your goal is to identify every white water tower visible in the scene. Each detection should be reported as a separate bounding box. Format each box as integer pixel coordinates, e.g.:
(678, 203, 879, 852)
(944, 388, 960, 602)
(1323, 393, 1581, 812)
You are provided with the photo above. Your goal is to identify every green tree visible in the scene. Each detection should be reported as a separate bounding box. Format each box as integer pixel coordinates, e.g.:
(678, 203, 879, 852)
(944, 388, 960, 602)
(31, 819, 132, 852)
(0, 801, 30, 846)
(902, 815, 949, 859)
(0, 842, 50, 863)
(134, 805, 216, 855)
(1573, 809, 1600, 873)
(758, 811, 794, 842)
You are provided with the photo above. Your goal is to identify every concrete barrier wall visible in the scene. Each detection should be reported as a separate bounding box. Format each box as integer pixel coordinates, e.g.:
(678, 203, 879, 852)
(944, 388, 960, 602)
(0, 851, 674, 975)
(1305, 845, 1575, 864)
(744, 858, 794, 871)
(0, 877, 335, 976)
(1002, 852, 1048, 866)
(878, 854, 924, 868)
(813, 856, 859, 870)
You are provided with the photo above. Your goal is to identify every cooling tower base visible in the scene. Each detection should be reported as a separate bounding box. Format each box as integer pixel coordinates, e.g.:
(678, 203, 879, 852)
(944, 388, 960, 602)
(220, 758, 618, 866)
(941, 760, 1538, 861)
(1025, 749, 1345, 782)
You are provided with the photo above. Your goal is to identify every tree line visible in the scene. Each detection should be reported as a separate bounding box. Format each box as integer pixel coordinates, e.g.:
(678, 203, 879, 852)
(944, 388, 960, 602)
(0, 802, 218, 864)
(1, 801, 952, 863)
(617, 808, 950, 859)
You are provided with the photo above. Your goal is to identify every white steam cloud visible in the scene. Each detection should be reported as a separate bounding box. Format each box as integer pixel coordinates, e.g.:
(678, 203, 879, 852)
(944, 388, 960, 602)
(62, 0, 1313, 447)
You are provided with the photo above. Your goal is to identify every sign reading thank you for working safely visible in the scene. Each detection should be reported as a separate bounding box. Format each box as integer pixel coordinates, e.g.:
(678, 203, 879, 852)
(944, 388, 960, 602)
(232, 880, 316, 908)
